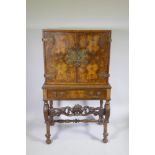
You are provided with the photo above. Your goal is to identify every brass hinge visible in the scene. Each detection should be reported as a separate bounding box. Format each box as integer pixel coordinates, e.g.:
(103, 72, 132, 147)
(98, 72, 110, 79)
(44, 74, 56, 79)
(42, 38, 53, 42)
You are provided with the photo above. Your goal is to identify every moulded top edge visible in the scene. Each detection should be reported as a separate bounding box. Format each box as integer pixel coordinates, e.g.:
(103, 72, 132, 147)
(42, 29, 112, 32)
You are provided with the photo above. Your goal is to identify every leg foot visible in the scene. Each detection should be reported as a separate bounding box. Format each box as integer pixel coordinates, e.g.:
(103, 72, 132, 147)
(46, 138, 52, 144)
(44, 101, 52, 144)
(103, 138, 108, 143)
(103, 100, 110, 143)
(45, 122, 52, 144)
(103, 122, 108, 143)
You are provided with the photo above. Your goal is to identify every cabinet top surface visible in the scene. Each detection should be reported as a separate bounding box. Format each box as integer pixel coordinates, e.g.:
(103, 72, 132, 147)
(43, 29, 112, 32)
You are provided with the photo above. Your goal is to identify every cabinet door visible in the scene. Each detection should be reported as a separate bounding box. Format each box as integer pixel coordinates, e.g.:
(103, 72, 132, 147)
(43, 31, 77, 83)
(76, 32, 111, 84)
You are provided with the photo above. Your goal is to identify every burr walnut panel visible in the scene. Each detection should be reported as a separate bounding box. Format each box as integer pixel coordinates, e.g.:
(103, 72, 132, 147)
(47, 89, 107, 100)
(76, 32, 110, 83)
(43, 32, 76, 83)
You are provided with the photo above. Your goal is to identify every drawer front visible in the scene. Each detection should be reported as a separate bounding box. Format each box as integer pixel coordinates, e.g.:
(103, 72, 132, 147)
(47, 89, 106, 100)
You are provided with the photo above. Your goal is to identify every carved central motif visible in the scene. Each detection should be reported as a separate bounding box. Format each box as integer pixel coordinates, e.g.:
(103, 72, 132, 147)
(65, 49, 88, 67)
(49, 104, 105, 116)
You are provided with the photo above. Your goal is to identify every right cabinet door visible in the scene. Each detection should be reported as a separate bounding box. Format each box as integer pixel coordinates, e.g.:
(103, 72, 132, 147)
(76, 31, 111, 84)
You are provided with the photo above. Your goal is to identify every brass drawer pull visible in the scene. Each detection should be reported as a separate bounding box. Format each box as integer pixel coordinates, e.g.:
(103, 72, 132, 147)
(52, 91, 57, 97)
(97, 91, 101, 96)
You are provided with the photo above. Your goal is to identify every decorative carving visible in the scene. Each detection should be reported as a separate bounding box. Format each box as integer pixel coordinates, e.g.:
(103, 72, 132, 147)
(49, 104, 105, 117)
(54, 119, 99, 123)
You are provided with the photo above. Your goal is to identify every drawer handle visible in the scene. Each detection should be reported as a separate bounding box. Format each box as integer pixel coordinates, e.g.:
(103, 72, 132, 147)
(97, 91, 101, 96)
(52, 91, 57, 97)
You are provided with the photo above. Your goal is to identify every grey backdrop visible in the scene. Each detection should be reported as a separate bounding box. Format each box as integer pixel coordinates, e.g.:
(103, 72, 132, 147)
(26, 0, 128, 155)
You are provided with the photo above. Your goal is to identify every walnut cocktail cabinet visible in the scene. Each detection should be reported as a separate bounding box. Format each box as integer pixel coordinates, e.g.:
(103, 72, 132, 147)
(42, 29, 112, 144)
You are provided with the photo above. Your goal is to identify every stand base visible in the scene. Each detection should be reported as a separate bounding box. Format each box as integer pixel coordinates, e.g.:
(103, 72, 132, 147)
(44, 101, 110, 144)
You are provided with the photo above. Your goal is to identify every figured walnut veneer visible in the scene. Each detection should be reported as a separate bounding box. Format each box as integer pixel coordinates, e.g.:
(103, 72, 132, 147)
(42, 29, 112, 144)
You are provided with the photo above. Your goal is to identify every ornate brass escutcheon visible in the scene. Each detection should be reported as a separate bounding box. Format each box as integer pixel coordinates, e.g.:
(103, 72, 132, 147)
(65, 48, 88, 67)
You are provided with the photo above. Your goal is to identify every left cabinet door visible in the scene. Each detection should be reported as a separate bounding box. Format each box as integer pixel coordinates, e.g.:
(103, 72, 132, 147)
(43, 31, 77, 84)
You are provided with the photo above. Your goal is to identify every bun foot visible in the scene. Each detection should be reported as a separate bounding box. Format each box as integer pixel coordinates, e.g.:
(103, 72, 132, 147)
(46, 139, 52, 144)
(103, 138, 108, 143)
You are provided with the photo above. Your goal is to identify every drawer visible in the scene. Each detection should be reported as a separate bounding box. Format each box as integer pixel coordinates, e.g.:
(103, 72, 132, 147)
(46, 89, 106, 100)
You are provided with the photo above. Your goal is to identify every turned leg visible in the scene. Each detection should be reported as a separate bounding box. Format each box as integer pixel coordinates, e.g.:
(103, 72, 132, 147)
(103, 100, 110, 143)
(45, 121, 51, 144)
(43, 100, 51, 144)
(49, 100, 54, 126)
(98, 100, 104, 125)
